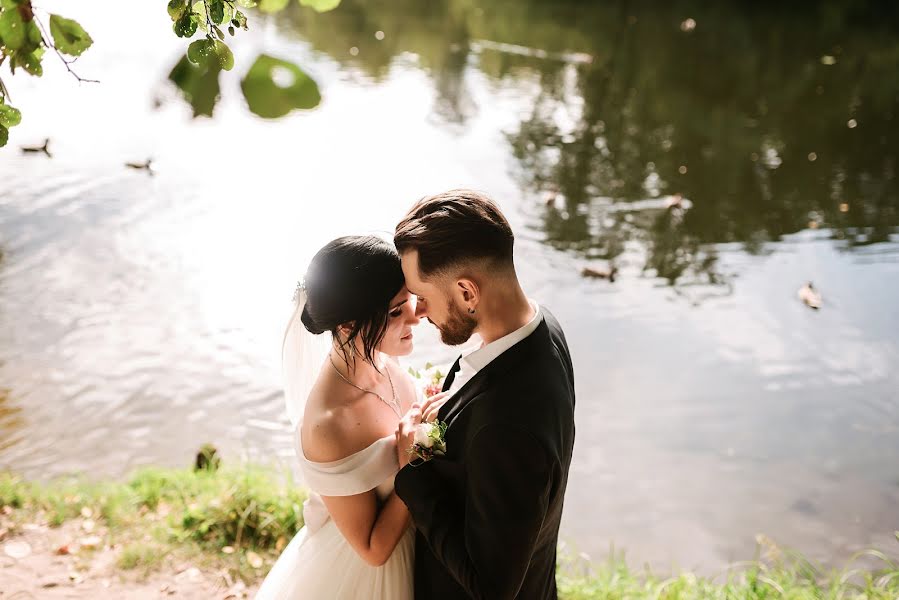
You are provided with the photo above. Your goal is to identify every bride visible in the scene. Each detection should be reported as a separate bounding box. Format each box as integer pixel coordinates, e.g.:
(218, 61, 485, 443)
(256, 235, 446, 599)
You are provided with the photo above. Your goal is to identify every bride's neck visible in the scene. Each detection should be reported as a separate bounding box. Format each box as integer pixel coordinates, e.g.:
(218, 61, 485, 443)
(330, 345, 389, 388)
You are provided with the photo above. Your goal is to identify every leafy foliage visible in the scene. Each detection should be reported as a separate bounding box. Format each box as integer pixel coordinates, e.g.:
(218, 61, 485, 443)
(0, 0, 93, 146)
(0, 0, 340, 147)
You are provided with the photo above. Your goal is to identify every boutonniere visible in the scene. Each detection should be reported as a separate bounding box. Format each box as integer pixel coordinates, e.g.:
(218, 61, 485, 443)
(409, 420, 447, 463)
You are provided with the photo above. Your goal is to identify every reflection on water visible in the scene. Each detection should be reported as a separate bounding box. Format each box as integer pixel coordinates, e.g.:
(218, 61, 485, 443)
(0, 0, 897, 571)
(286, 0, 899, 287)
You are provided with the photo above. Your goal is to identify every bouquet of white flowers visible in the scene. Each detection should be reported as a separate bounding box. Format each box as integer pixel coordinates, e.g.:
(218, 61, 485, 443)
(407, 362, 448, 399)
(406, 362, 450, 463)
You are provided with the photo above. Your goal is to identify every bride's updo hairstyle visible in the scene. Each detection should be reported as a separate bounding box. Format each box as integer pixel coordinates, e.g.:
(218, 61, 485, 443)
(300, 235, 405, 370)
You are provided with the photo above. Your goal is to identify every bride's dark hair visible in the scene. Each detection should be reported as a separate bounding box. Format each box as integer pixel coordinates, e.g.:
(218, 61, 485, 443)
(300, 235, 405, 371)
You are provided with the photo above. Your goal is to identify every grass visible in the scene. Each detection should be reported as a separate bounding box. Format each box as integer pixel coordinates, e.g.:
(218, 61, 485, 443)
(2, 466, 898, 596)
(0, 464, 307, 581)
(116, 541, 168, 573)
(556, 540, 899, 599)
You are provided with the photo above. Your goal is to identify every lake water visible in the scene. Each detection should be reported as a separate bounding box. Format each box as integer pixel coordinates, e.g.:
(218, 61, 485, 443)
(1, 0, 897, 571)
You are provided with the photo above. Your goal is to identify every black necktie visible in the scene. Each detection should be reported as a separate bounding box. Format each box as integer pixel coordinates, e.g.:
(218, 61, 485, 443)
(441, 355, 463, 392)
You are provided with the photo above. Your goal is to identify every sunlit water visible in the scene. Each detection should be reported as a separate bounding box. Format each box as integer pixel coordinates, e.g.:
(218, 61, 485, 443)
(1, 0, 897, 570)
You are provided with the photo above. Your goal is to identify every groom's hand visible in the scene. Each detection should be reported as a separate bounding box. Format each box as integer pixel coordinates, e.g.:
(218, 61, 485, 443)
(395, 403, 422, 468)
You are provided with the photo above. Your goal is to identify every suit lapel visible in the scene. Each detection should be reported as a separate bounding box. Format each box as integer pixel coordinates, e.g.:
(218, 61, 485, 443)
(438, 370, 490, 426)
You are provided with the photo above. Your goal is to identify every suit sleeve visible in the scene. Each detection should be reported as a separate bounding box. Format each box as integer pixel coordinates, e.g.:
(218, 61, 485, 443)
(394, 423, 553, 599)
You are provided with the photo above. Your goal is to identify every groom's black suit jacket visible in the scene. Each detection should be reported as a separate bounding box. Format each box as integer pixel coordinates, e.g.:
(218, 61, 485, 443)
(395, 307, 576, 600)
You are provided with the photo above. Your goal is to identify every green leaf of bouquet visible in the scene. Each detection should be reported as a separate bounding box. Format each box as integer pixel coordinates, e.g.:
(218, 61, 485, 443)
(167, 0, 187, 21)
(0, 124, 8, 147)
(0, 7, 25, 50)
(0, 102, 22, 128)
(258, 0, 288, 13)
(48, 15, 93, 57)
(233, 10, 248, 30)
(0, 0, 23, 9)
(241, 54, 321, 118)
(298, 0, 341, 13)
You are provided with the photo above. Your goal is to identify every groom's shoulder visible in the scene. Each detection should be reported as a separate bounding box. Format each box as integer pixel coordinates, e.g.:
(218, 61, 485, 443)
(540, 305, 569, 346)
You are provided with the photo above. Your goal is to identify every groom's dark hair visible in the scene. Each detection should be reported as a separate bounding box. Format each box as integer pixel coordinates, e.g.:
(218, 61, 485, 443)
(394, 189, 514, 278)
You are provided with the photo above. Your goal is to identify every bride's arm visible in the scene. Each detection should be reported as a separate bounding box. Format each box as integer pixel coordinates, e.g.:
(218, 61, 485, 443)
(321, 489, 410, 567)
(303, 421, 411, 567)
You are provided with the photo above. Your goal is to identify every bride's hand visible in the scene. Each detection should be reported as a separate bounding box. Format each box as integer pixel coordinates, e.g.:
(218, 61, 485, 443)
(395, 403, 422, 468)
(420, 391, 451, 423)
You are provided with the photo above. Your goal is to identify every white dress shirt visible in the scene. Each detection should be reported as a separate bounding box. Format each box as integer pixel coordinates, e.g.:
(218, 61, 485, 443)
(445, 300, 543, 397)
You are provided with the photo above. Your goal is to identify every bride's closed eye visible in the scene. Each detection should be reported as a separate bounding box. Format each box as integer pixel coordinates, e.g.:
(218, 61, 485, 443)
(389, 308, 403, 318)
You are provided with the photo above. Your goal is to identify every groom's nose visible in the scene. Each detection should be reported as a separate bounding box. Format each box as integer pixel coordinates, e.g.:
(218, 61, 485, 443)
(414, 299, 428, 319)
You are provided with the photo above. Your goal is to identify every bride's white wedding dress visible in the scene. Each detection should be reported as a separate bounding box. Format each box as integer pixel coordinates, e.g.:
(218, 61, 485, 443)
(254, 427, 414, 599)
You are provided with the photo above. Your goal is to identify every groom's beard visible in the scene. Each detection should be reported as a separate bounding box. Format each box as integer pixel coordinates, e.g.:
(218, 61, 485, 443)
(434, 301, 477, 346)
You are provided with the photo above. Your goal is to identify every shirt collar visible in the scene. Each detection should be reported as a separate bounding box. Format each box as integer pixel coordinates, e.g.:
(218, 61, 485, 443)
(460, 300, 542, 374)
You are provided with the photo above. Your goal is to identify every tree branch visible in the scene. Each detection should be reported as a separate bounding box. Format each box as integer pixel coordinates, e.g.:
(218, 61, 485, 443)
(0, 56, 10, 101)
(34, 17, 100, 84)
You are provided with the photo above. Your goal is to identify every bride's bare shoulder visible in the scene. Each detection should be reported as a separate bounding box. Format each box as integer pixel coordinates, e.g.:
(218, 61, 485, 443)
(301, 390, 385, 463)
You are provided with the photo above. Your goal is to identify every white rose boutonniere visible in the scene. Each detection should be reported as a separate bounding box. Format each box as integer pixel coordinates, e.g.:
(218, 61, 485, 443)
(409, 420, 447, 463)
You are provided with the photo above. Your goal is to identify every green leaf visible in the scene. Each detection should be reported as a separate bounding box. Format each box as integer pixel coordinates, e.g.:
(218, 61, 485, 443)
(298, 0, 340, 12)
(258, 0, 288, 13)
(0, 0, 22, 9)
(188, 38, 233, 71)
(212, 25, 225, 40)
(213, 40, 233, 70)
(0, 124, 8, 147)
(167, 0, 187, 21)
(0, 7, 25, 50)
(233, 11, 248, 30)
(168, 54, 221, 118)
(190, 1, 209, 33)
(0, 103, 22, 128)
(241, 54, 321, 119)
(228, 25, 235, 36)
(25, 19, 41, 46)
(173, 13, 198, 37)
(209, 0, 225, 24)
(187, 38, 214, 65)
(12, 50, 42, 76)
(235, 0, 257, 7)
(48, 15, 93, 56)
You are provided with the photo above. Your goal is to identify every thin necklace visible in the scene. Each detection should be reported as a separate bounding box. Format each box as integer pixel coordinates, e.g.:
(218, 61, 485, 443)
(329, 355, 402, 418)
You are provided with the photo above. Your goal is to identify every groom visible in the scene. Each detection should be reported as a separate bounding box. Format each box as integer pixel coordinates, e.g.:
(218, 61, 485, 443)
(394, 189, 576, 599)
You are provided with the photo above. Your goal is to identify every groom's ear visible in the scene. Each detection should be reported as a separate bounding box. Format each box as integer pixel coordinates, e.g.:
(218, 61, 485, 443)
(456, 278, 479, 307)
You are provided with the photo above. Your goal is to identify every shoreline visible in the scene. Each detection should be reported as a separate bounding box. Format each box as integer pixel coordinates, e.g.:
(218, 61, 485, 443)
(1, 466, 897, 599)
